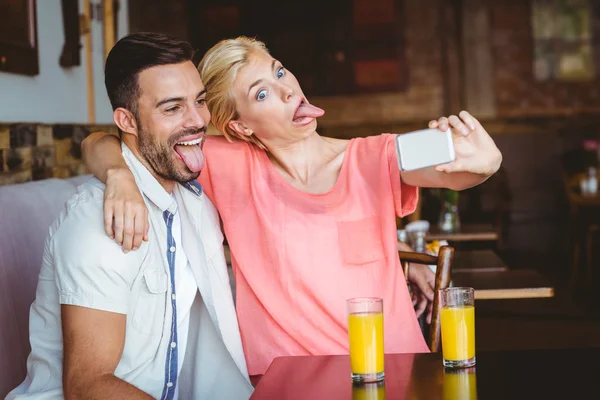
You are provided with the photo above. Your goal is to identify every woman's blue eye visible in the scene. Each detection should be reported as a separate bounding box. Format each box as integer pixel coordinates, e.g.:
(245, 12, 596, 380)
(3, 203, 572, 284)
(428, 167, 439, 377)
(256, 89, 267, 101)
(277, 67, 285, 79)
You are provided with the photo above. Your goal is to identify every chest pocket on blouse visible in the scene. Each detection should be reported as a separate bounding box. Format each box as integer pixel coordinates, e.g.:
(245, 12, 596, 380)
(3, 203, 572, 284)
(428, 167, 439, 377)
(132, 268, 168, 336)
(337, 217, 385, 266)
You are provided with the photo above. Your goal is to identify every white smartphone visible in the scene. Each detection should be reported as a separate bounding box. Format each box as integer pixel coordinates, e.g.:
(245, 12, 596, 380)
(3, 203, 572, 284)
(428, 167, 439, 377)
(395, 128, 456, 171)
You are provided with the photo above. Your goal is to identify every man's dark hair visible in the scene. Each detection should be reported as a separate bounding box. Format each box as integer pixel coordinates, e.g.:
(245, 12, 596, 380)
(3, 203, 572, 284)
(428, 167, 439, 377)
(105, 32, 194, 117)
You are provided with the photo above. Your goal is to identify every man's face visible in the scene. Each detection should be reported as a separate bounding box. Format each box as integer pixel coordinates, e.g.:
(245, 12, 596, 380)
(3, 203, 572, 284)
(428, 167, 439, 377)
(134, 61, 209, 183)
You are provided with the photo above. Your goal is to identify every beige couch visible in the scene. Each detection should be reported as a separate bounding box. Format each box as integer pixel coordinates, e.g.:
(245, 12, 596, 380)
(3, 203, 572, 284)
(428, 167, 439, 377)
(0, 175, 91, 397)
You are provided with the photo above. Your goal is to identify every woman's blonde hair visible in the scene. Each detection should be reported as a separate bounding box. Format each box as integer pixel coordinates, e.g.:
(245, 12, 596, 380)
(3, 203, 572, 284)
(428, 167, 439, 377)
(198, 36, 269, 149)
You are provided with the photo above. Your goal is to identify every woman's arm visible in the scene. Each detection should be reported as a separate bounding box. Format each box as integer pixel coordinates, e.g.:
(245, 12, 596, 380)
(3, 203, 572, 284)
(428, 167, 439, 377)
(401, 111, 502, 191)
(82, 132, 149, 252)
(82, 131, 127, 183)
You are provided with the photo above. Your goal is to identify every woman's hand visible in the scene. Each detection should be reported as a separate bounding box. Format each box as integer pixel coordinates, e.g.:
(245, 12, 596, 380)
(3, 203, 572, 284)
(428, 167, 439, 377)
(428, 110, 502, 177)
(104, 168, 149, 252)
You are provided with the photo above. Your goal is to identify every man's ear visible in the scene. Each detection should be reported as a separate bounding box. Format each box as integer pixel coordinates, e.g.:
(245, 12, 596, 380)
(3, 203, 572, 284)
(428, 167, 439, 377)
(113, 108, 138, 137)
(228, 120, 253, 138)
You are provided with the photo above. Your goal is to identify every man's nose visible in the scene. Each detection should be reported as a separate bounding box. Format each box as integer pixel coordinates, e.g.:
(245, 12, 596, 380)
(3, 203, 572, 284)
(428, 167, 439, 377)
(183, 105, 208, 128)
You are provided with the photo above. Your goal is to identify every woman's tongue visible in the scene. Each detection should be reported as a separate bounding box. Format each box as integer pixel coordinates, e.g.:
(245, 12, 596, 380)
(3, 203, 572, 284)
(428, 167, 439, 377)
(293, 103, 325, 122)
(174, 144, 205, 173)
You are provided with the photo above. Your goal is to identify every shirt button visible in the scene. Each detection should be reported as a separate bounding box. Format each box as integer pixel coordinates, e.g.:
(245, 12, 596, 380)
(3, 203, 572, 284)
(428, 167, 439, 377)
(171, 342, 177, 348)
(171, 294, 176, 300)
(169, 246, 176, 253)
(166, 382, 173, 388)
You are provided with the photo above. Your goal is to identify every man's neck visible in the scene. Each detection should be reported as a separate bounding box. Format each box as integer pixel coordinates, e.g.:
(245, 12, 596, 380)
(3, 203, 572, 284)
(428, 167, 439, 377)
(122, 136, 175, 194)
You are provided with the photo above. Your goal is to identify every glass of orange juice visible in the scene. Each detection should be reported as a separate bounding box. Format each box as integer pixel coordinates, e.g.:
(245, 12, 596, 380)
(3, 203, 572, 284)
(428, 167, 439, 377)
(440, 287, 476, 368)
(347, 297, 384, 383)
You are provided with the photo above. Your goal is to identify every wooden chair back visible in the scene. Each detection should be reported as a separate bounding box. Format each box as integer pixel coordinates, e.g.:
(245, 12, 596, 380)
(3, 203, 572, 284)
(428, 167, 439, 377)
(399, 245, 454, 352)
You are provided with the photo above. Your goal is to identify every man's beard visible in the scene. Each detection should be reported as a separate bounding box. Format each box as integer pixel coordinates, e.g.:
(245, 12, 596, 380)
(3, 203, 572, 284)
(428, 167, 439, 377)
(137, 125, 204, 184)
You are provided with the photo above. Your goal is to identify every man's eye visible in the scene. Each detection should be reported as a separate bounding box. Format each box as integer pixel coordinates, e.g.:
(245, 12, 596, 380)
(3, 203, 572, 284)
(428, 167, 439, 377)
(165, 106, 179, 113)
(196, 99, 206, 106)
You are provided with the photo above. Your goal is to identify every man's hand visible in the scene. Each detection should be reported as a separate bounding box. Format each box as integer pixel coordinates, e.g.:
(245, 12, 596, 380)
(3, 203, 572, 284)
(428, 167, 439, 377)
(407, 263, 435, 324)
(399, 241, 436, 323)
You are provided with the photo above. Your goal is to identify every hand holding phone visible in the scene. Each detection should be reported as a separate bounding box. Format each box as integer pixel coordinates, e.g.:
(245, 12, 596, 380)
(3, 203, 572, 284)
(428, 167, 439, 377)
(395, 128, 456, 172)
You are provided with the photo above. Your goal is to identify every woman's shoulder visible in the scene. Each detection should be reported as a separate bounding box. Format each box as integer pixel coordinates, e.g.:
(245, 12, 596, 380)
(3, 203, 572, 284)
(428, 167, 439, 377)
(205, 134, 236, 149)
(203, 135, 268, 178)
(205, 135, 256, 157)
(348, 133, 396, 155)
(350, 133, 395, 144)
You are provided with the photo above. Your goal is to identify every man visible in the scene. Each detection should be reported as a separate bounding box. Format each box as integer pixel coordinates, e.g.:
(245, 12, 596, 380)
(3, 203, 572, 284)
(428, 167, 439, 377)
(7, 33, 253, 399)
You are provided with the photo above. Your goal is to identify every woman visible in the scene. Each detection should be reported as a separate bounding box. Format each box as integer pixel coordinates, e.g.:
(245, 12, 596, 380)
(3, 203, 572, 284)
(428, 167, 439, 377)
(83, 36, 502, 376)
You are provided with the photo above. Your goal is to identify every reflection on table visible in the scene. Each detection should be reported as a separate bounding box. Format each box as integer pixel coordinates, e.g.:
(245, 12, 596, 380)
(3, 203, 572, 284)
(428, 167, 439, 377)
(251, 348, 600, 399)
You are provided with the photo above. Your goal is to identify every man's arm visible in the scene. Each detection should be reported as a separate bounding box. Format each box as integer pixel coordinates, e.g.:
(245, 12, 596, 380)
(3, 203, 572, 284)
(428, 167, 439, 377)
(82, 131, 149, 251)
(52, 193, 151, 399)
(398, 241, 435, 323)
(62, 305, 153, 400)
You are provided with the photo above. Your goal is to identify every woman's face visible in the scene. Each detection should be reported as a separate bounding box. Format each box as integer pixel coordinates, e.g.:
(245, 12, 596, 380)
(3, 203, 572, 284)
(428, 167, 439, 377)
(229, 50, 324, 148)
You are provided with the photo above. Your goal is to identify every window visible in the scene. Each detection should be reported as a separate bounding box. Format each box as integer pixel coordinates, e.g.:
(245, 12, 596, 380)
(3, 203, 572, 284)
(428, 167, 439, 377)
(532, 0, 598, 81)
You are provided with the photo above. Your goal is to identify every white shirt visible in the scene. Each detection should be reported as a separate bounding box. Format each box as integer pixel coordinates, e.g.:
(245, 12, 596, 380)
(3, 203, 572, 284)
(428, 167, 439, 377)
(170, 194, 198, 400)
(7, 144, 252, 400)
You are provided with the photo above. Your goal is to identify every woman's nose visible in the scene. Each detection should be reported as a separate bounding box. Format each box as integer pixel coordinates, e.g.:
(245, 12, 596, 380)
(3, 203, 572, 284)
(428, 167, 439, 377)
(280, 83, 295, 102)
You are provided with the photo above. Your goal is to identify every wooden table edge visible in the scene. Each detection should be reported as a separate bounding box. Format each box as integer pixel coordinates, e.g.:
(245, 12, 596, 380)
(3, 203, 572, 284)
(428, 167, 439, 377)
(453, 266, 508, 273)
(426, 232, 499, 241)
(474, 287, 555, 300)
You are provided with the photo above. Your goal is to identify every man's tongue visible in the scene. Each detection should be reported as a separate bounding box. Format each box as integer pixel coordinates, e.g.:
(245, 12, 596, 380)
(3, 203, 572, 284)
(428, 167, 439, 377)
(293, 103, 325, 121)
(174, 144, 205, 173)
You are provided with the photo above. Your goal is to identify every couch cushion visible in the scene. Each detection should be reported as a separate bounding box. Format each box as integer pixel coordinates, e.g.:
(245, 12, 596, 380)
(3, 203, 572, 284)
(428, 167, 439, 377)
(0, 177, 89, 397)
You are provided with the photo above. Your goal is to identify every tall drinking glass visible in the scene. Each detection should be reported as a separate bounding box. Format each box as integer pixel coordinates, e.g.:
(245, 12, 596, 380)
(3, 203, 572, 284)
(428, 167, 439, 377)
(440, 287, 476, 368)
(347, 298, 384, 383)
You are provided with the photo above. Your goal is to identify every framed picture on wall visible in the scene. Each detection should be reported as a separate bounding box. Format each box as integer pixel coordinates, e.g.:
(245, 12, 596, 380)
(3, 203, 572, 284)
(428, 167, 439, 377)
(532, 0, 596, 81)
(0, 0, 39, 76)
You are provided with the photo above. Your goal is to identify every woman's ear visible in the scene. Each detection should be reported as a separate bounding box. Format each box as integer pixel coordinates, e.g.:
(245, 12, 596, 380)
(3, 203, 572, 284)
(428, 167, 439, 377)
(228, 120, 253, 138)
(113, 108, 139, 137)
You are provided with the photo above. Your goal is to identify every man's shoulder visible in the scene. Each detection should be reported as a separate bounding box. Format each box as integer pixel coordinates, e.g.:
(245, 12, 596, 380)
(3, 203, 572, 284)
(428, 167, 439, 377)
(49, 178, 146, 263)
(50, 177, 104, 234)
(65, 176, 106, 208)
(178, 181, 219, 221)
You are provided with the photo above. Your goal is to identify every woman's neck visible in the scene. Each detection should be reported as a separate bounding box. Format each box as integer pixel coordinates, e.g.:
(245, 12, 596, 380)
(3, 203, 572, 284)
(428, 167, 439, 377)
(264, 131, 348, 193)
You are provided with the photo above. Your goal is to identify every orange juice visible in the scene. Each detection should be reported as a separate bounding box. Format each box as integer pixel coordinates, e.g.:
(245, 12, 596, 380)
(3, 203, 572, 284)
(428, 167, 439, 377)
(348, 312, 384, 375)
(440, 306, 475, 361)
